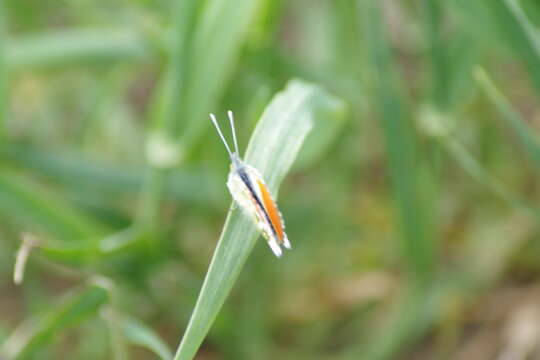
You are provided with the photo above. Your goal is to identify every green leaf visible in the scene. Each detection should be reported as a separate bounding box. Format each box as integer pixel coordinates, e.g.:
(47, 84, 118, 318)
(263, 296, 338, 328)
(123, 316, 173, 360)
(172, 79, 345, 360)
(1, 282, 110, 360)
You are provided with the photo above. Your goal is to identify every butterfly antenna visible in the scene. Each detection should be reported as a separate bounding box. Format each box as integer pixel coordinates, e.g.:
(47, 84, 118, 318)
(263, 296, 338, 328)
(227, 110, 239, 154)
(210, 113, 233, 157)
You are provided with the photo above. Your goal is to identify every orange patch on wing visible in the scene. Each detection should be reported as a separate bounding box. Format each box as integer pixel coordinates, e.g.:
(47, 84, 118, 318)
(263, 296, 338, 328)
(257, 180, 284, 241)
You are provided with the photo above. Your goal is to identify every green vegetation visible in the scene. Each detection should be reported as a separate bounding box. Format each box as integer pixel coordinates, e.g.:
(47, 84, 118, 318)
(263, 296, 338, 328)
(1, 1, 540, 359)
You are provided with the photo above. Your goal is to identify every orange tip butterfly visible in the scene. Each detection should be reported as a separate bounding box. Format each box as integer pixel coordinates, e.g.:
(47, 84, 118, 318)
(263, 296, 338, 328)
(210, 111, 291, 257)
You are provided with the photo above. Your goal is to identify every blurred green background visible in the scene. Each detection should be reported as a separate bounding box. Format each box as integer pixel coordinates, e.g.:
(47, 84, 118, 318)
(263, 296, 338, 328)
(2, 0, 540, 359)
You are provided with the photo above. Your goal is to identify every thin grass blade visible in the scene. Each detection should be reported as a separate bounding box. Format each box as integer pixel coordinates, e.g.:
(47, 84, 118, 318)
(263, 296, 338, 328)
(442, 135, 540, 221)
(474, 67, 540, 169)
(0, 144, 220, 206)
(7, 29, 148, 70)
(344, 2, 438, 358)
(1, 282, 110, 360)
(0, 0, 6, 137)
(421, 0, 451, 110)
(0, 170, 107, 242)
(138, 0, 260, 227)
(485, 0, 540, 94)
(179, 0, 262, 148)
(452, 0, 540, 94)
(123, 316, 173, 360)
(363, 0, 434, 282)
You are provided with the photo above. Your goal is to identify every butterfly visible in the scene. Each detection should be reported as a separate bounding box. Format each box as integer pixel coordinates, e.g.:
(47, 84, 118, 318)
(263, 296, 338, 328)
(210, 111, 291, 257)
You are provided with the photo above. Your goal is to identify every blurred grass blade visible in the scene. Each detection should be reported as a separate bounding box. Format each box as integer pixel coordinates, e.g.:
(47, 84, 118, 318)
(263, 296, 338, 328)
(474, 67, 540, 169)
(138, 0, 260, 227)
(0, 145, 221, 206)
(137, 0, 200, 227)
(179, 0, 262, 148)
(347, 281, 451, 360)
(421, 0, 450, 110)
(462, 214, 536, 285)
(331, 0, 365, 91)
(522, 0, 540, 27)
(7, 29, 148, 70)
(453, 0, 540, 94)
(442, 135, 540, 220)
(486, 0, 540, 94)
(101, 307, 128, 360)
(496, 0, 540, 92)
(173, 79, 344, 360)
(0, 0, 6, 137)
(123, 316, 173, 360)
(363, 0, 434, 282)
(39, 226, 153, 262)
(152, 0, 199, 135)
(347, 1, 439, 358)
(0, 170, 107, 242)
(422, 1, 479, 110)
(1, 282, 110, 360)
(295, 96, 347, 169)
(419, 91, 540, 220)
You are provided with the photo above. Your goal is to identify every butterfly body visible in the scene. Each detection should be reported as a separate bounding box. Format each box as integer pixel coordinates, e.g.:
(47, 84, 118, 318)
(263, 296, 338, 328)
(211, 112, 291, 257)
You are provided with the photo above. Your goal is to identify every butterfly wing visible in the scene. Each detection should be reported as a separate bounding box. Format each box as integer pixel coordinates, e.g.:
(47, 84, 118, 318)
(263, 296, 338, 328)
(226, 162, 290, 256)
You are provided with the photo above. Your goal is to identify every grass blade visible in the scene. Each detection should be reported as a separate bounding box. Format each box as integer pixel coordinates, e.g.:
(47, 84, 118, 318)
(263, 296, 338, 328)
(138, 0, 260, 227)
(419, 104, 540, 221)
(0, 170, 107, 242)
(7, 28, 148, 70)
(452, 0, 540, 94)
(474, 67, 540, 169)
(485, 0, 540, 94)
(363, 0, 434, 282)
(123, 316, 173, 360)
(152, 0, 199, 135)
(0, 144, 221, 206)
(0, 0, 6, 137)
(344, 2, 439, 358)
(173, 79, 345, 360)
(421, 0, 451, 110)
(180, 0, 262, 148)
(1, 282, 110, 359)
(442, 135, 540, 220)
(136, 0, 201, 227)
(447, 0, 540, 91)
